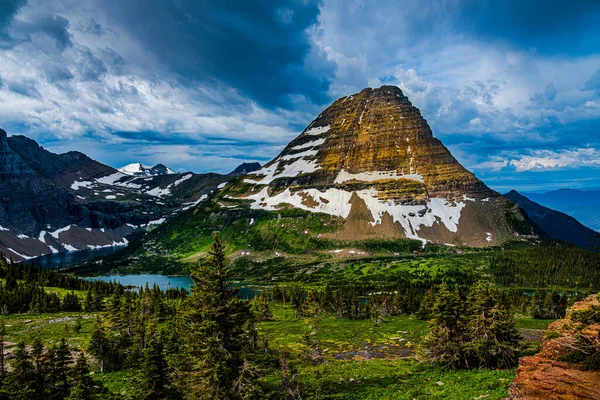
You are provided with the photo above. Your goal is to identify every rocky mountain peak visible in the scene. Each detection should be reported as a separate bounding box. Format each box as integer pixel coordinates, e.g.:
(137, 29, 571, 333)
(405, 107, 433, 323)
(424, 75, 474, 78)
(231, 162, 261, 174)
(118, 162, 175, 176)
(227, 86, 532, 246)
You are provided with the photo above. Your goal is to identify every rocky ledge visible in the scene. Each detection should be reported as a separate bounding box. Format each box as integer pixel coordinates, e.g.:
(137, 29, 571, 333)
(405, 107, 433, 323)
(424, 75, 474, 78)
(509, 294, 600, 399)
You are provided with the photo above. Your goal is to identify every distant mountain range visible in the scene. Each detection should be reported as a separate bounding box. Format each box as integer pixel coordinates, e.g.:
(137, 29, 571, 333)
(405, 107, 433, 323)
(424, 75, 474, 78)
(522, 189, 600, 232)
(0, 128, 259, 261)
(504, 191, 600, 251)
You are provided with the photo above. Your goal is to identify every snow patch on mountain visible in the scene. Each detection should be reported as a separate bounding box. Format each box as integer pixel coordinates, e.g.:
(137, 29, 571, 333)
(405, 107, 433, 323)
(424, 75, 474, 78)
(291, 138, 326, 151)
(70, 180, 94, 190)
(49, 225, 72, 239)
(119, 162, 175, 176)
(245, 156, 322, 185)
(244, 186, 467, 243)
(304, 125, 331, 136)
(334, 169, 424, 184)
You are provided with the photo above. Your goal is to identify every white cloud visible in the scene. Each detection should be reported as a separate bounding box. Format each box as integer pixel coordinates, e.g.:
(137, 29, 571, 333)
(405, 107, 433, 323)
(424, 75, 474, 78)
(508, 149, 600, 172)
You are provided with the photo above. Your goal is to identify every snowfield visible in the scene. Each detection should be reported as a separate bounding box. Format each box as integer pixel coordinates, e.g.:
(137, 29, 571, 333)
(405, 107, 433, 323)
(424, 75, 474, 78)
(244, 186, 468, 244)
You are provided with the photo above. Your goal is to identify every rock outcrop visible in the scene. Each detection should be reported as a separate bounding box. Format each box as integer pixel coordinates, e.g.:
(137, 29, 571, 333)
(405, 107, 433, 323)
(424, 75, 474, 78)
(509, 294, 600, 399)
(228, 86, 536, 246)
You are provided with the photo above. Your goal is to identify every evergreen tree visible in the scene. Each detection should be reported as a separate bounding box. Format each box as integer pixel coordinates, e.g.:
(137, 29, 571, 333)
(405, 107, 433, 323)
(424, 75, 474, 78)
(74, 316, 83, 335)
(419, 283, 467, 369)
(0, 322, 5, 394)
(416, 289, 436, 320)
(141, 335, 175, 399)
(531, 290, 545, 319)
(0, 322, 5, 380)
(66, 352, 98, 400)
(31, 337, 45, 392)
(42, 344, 59, 399)
(62, 292, 81, 312)
(232, 360, 264, 400)
(172, 233, 257, 399)
(54, 339, 71, 397)
(88, 317, 109, 373)
(2, 342, 40, 399)
(255, 290, 274, 321)
(304, 290, 322, 318)
(464, 283, 521, 368)
(84, 288, 94, 312)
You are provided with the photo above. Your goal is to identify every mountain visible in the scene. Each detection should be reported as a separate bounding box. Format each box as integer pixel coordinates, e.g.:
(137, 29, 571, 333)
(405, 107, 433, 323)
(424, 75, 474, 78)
(504, 190, 600, 251)
(224, 86, 536, 246)
(522, 189, 600, 232)
(0, 129, 238, 261)
(119, 162, 175, 176)
(231, 162, 261, 174)
(115, 86, 542, 272)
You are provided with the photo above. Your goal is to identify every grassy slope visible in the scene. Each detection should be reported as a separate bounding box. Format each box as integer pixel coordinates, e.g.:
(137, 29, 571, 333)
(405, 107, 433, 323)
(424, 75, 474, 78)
(1, 303, 554, 399)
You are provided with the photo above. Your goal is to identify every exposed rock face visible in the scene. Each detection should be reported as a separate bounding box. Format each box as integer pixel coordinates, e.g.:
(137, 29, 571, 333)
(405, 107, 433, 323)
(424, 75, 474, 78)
(230, 86, 534, 246)
(509, 295, 600, 400)
(231, 162, 261, 174)
(0, 129, 233, 260)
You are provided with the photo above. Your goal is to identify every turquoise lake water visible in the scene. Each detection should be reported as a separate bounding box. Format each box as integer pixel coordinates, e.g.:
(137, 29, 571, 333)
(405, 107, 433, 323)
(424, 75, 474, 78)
(85, 274, 257, 299)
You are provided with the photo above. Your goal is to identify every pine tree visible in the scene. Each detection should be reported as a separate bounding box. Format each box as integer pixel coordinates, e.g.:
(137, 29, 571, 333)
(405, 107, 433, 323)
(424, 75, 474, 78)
(0, 322, 5, 381)
(418, 283, 467, 369)
(31, 337, 45, 392)
(531, 289, 546, 319)
(2, 342, 40, 399)
(141, 336, 173, 399)
(66, 352, 98, 400)
(304, 290, 322, 318)
(0, 322, 5, 394)
(62, 292, 81, 312)
(172, 233, 257, 399)
(464, 283, 521, 368)
(54, 338, 71, 397)
(74, 316, 83, 334)
(84, 288, 94, 312)
(88, 317, 109, 373)
(232, 360, 264, 400)
(255, 290, 274, 321)
(416, 289, 436, 320)
(42, 344, 59, 399)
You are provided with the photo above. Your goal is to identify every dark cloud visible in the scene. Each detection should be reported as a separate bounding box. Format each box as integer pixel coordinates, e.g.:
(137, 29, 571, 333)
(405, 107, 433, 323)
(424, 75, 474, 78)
(74, 46, 107, 81)
(0, 0, 24, 29)
(5, 77, 39, 97)
(0, 0, 25, 44)
(583, 69, 600, 95)
(97, 0, 334, 109)
(5, 13, 72, 50)
(453, 0, 600, 55)
(531, 83, 557, 105)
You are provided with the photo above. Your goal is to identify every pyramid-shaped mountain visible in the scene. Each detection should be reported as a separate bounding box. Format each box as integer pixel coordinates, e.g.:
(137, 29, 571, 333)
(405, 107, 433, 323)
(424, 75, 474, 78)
(228, 86, 534, 246)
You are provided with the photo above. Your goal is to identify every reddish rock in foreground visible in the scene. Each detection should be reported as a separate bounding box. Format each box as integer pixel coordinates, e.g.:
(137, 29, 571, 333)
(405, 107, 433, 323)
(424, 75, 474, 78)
(509, 295, 600, 399)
